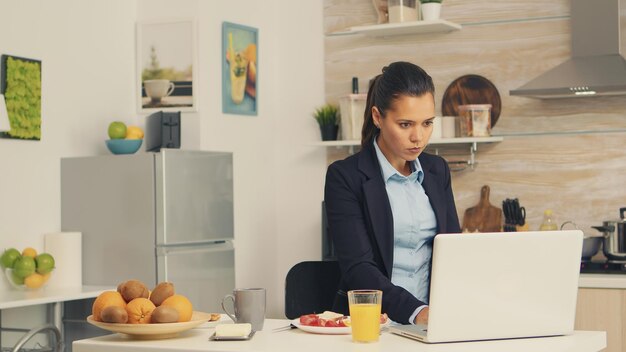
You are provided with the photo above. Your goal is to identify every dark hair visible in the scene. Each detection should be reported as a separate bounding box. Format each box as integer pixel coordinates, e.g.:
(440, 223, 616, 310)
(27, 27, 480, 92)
(361, 62, 435, 148)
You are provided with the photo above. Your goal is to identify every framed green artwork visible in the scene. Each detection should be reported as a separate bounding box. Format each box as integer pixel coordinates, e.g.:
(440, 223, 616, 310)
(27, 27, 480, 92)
(0, 55, 42, 140)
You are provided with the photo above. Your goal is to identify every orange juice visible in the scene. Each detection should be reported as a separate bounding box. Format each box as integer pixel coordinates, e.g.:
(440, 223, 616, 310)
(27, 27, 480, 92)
(349, 303, 381, 342)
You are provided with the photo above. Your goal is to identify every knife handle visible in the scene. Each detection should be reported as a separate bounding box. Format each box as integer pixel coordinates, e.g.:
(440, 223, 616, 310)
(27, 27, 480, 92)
(516, 223, 529, 232)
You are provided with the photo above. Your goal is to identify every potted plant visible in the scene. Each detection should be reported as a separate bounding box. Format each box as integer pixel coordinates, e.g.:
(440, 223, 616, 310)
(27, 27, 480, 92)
(420, 0, 442, 21)
(313, 104, 340, 141)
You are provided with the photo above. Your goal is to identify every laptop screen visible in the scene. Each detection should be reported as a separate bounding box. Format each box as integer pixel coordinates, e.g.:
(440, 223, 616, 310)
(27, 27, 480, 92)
(409, 230, 582, 343)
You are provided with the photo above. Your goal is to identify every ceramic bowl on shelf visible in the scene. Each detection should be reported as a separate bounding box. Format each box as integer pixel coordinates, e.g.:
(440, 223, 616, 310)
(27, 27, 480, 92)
(105, 139, 143, 155)
(4, 268, 53, 290)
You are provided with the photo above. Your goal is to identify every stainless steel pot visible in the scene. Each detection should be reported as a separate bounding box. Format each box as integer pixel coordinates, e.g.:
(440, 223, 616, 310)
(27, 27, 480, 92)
(561, 221, 602, 260)
(592, 207, 626, 261)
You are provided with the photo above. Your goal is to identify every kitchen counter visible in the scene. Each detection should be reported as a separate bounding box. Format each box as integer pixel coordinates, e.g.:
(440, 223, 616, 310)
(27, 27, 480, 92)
(73, 318, 606, 352)
(0, 285, 111, 310)
(579, 274, 626, 289)
(0, 285, 112, 343)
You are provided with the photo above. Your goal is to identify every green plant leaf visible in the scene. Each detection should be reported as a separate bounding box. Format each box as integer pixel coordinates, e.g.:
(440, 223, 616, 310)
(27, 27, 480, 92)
(312, 104, 340, 126)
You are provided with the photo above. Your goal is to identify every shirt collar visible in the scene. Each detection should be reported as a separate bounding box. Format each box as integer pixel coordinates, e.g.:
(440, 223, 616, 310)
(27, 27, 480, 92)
(373, 137, 424, 184)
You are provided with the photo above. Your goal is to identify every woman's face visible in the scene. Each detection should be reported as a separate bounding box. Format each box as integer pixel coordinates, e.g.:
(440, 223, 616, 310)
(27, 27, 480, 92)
(372, 94, 435, 173)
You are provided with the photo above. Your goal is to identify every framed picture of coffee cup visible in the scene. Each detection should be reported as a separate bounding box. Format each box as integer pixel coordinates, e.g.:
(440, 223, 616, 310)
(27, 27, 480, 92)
(137, 19, 197, 112)
(222, 22, 258, 116)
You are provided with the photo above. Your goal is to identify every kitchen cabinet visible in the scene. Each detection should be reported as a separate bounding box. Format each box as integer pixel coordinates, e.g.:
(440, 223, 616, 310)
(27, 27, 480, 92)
(312, 136, 503, 169)
(576, 275, 626, 352)
(328, 19, 461, 37)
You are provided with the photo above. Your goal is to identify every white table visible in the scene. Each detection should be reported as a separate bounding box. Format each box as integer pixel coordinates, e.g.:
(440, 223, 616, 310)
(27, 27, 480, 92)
(0, 285, 111, 351)
(73, 318, 607, 352)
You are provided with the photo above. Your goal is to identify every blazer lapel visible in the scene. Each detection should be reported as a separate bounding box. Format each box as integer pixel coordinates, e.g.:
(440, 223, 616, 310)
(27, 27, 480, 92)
(420, 156, 447, 233)
(359, 144, 394, 277)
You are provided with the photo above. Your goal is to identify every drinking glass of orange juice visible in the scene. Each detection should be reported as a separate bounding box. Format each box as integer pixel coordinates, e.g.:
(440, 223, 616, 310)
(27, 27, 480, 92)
(348, 290, 382, 343)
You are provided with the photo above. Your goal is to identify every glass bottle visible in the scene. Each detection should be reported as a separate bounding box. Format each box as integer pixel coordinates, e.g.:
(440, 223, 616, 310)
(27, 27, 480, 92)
(539, 209, 558, 231)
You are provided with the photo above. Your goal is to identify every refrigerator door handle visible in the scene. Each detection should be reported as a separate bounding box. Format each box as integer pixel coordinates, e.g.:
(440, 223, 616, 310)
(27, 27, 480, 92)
(156, 241, 234, 256)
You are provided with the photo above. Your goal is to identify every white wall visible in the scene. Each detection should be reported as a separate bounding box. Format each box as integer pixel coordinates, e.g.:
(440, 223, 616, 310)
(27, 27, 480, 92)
(0, 0, 325, 334)
(0, 0, 138, 342)
(137, 0, 327, 317)
(0, 0, 137, 251)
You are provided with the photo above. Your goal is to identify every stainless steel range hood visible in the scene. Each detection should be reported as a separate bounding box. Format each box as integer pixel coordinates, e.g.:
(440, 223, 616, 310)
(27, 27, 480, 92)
(510, 0, 626, 99)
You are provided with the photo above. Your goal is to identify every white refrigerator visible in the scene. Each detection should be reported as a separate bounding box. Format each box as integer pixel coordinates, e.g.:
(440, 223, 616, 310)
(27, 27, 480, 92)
(61, 149, 235, 313)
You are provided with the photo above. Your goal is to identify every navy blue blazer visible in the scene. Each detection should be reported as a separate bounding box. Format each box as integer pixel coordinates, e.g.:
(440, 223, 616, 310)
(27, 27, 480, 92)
(324, 141, 461, 324)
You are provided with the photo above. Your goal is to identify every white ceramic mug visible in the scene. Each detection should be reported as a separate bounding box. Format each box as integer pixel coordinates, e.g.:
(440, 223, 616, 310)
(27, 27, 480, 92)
(144, 79, 175, 101)
(221, 288, 266, 331)
(431, 116, 443, 139)
(442, 116, 457, 138)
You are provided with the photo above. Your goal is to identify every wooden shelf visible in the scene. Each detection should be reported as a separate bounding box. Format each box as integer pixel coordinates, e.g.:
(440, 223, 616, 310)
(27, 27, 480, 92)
(310, 136, 502, 147)
(334, 19, 461, 37)
(311, 136, 502, 170)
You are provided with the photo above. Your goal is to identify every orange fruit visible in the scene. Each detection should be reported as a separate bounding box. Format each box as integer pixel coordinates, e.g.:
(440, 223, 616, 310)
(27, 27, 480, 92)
(244, 43, 257, 63)
(126, 298, 156, 324)
(160, 294, 193, 322)
(92, 291, 126, 322)
(22, 247, 37, 258)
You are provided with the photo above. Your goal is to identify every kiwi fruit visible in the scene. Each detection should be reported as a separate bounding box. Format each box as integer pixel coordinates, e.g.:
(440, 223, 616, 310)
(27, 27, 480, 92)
(100, 306, 128, 323)
(118, 280, 149, 303)
(151, 305, 179, 323)
(150, 282, 175, 306)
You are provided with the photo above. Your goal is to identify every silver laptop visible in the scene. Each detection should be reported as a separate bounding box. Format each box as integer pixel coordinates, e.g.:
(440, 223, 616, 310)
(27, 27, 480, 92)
(389, 230, 583, 343)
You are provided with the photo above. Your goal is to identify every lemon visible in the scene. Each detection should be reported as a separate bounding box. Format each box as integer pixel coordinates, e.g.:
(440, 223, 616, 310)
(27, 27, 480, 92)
(125, 126, 144, 140)
(24, 273, 46, 289)
(22, 247, 37, 258)
(42, 272, 52, 283)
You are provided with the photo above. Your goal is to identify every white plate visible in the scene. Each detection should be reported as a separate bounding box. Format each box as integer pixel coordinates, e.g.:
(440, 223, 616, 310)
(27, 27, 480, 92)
(290, 317, 390, 335)
(87, 311, 212, 339)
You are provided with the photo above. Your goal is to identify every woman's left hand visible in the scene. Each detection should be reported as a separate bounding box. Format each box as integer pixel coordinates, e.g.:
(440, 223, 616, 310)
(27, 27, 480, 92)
(414, 307, 429, 325)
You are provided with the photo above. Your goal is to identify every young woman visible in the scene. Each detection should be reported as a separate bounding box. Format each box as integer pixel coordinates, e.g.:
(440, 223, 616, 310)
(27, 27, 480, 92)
(324, 62, 461, 325)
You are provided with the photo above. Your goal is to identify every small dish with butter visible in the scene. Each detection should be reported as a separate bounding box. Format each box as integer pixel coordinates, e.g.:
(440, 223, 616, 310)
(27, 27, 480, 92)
(209, 323, 255, 341)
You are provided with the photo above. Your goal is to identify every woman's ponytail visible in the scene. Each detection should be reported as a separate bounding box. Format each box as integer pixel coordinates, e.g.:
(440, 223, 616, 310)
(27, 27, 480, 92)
(361, 75, 382, 148)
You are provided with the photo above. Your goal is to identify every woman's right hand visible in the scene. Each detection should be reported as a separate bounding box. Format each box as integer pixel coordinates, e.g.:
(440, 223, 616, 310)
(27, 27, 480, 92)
(414, 307, 429, 324)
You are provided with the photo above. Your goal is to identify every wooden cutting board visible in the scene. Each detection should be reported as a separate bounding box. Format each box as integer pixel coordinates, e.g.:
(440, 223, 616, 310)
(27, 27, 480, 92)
(462, 185, 502, 232)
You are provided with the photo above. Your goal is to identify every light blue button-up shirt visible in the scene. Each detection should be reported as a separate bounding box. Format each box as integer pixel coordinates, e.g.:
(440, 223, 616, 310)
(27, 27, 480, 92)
(374, 139, 437, 323)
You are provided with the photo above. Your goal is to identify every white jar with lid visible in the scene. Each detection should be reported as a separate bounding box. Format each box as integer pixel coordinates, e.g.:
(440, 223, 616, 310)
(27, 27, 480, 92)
(388, 0, 419, 23)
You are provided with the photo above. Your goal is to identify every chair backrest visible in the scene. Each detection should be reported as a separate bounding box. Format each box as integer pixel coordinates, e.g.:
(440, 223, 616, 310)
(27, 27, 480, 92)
(284, 260, 341, 319)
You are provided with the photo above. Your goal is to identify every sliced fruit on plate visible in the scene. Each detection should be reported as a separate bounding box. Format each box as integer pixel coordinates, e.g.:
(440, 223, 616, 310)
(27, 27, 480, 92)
(299, 311, 387, 327)
(299, 311, 349, 327)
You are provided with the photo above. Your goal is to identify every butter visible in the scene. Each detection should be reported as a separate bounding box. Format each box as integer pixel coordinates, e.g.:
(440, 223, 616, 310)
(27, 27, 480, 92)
(215, 323, 252, 337)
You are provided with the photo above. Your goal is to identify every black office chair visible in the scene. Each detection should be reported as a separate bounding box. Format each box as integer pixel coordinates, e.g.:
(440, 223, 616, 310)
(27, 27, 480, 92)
(284, 260, 341, 319)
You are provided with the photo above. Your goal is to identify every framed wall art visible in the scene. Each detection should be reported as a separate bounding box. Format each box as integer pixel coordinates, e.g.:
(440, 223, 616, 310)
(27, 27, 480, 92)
(222, 22, 258, 116)
(0, 54, 42, 140)
(137, 19, 197, 112)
